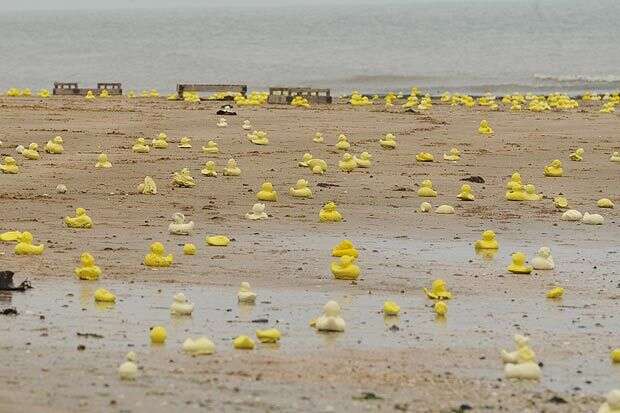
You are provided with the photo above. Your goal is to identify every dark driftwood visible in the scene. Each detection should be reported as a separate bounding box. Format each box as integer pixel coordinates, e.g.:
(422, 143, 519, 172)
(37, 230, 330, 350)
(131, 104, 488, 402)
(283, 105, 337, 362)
(0, 271, 32, 291)
(268, 87, 332, 104)
(52, 81, 123, 96)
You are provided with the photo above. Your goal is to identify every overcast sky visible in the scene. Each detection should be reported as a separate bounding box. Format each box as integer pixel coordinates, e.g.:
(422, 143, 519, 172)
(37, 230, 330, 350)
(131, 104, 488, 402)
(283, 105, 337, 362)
(2, 0, 397, 11)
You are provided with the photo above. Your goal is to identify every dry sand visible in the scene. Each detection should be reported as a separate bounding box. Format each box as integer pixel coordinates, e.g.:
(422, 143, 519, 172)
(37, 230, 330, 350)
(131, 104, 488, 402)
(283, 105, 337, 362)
(0, 96, 618, 412)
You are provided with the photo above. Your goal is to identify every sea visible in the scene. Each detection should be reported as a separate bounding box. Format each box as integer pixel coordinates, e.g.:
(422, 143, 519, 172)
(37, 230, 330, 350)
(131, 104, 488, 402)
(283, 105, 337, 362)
(1, 0, 619, 96)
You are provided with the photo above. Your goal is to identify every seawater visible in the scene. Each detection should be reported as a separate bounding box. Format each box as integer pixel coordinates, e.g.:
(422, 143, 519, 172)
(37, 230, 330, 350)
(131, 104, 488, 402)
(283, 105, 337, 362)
(1, 0, 619, 95)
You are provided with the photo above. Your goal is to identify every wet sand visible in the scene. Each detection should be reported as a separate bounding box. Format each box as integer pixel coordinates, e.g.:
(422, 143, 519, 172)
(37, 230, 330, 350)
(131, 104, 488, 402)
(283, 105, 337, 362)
(0, 96, 618, 412)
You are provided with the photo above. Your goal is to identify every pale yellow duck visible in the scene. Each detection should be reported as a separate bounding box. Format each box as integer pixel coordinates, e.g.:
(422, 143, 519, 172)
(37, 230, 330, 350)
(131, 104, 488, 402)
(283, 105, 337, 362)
(335, 134, 350, 150)
(354, 152, 372, 168)
(22, 143, 40, 160)
(173, 168, 196, 187)
(44, 136, 64, 154)
(0, 156, 19, 174)
(289, 179, 313, 198)
(202, 140, 219, 155)
(223, 159, 241, 176)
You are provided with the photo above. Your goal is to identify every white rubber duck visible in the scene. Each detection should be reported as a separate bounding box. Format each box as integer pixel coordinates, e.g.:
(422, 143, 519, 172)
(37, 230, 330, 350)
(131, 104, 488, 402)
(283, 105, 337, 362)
(245, 203, 268, 220)
(582, 212, 604, 225)
(598, 390, 620, 413)
(418, 202, 432, 212)
(237, 282, 256, 304)
(435, 204, 455, 214)
(504, 346, 542, 380)
(561, 209, 582, 221)
(170, 292, 194, 315)
(168, 212, 195, 235)
(217, 118, 228, 127)
(532, 247, 554, 270)
(118, 351, 138, 380)
(241, 120, 252, 130)
(182, 337, 216, 355)
(315, 300, 345, 332)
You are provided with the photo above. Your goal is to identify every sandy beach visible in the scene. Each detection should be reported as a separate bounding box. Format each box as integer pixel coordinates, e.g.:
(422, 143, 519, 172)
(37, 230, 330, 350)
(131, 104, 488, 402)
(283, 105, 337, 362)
(0, 95, 618, 412)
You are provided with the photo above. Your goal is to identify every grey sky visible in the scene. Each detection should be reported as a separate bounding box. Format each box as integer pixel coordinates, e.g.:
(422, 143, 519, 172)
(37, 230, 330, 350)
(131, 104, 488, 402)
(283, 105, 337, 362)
(3, 0, 389, 11)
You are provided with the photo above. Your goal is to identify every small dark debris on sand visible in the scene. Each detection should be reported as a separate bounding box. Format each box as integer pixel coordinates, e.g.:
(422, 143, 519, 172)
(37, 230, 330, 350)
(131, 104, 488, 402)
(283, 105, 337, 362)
(461, 176, 485, 183)
(0, 308, 18, 316)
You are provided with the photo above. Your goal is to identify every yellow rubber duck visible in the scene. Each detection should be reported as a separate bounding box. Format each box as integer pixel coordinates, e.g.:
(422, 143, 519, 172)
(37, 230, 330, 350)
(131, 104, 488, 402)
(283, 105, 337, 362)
(257, 182, 277, 201)
(183, 243, 197, 255)
(85, 90, 95, 101)
(0, 156, 19, 174)
(569, 148, 584, 161)
(546, 287, 564, 299)
(319, 201, 342, 222)
(474, 230, 499, 249)
(307, 158, 328, 174)
(22, 143, 40, 160)
(339, 153, 357, 172)
(132, 137, 150, 153)
(201, 161, 217, 177)
(137, 176, 157, 194)
(331, 240, 358, 259)
(149, 89, 159, 97)
(354, 152, 372, 168)
(331, 255, 360, 280)
(298, 153, 313, 167)
(94, 288, 115, 302)
(173, 168, 196, 187)
(313, 132, 324, 143)
(544, 159, 563, 177)
(223, 159, 241, 176)
(37, 89, 50, 98)
(256, 329, 281, 344)
(335, 134, 350, 150)
(506, 172, 522, 190)
(434, 301, 447, 317)
(178, 136, 192, 148)
(95, 153, 112, 168)
(150, 326, 167, 344)
(152, 133, 168, 149)
(597, 198, 614, 208)
(383, 301, 400, 316)
(443, 148, 460, 161)
(126, 91, 136, 98)
(507, 252, 532, 274)
(0, 230, 22, 242)
(74, 252, 102, 280)
(457, 184, 475, 201)
(424, 279, 452, 299)
(202, 140, 219, 155)
(415, 152, 434, 162)
(553, 197, 568, 208)
(44, 136, 64, 154)
(65, 207, 93, 228)
(610, 151, 620, 162)
(250, 131, 269, 145)
(99, 89, 110, 98)
(524, 184, 541, 201)
(233, 335, 255, 350)
(505, 183, 527, 201)
(206, 235, 230, 246)
(237, 282, 257, 303)
(14, 231, 44, 255)
(379, 133, 396, 149)
(478, 120, 493, 135)
(418, 179, 437, 197)
(611, 349, 620, 363)
(289, 179, 313, 198)
(144, 242, 173, 267)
